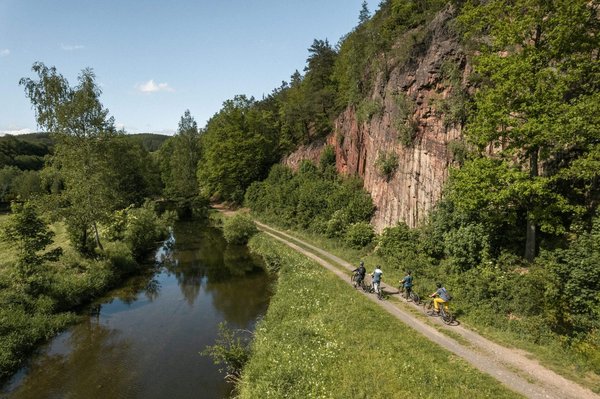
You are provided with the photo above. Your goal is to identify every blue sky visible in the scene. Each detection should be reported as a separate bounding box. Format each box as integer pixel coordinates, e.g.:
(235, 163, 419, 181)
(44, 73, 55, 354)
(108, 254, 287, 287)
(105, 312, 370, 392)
(0, 0, 380, 135)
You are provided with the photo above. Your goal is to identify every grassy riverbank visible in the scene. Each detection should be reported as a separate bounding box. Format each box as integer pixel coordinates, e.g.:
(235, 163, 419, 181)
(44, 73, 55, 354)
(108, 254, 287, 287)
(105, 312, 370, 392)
(238, 233, 521, 398)
(0, 209, 169, 382)
(252, 221, 600, 392)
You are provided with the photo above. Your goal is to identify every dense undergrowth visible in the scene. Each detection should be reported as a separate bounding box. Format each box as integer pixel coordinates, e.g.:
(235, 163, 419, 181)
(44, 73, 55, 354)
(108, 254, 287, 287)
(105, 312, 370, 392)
(0, 203, 172, 382)
(238, 233, 520, 398)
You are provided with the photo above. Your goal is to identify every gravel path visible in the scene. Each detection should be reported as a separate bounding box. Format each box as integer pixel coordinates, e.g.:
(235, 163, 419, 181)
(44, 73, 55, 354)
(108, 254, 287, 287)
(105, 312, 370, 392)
(255, 221, 599, 399)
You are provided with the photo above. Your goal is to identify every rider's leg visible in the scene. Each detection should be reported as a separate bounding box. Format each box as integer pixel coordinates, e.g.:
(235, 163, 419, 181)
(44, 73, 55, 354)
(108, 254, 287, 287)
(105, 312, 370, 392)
(434, 298, 445, 312)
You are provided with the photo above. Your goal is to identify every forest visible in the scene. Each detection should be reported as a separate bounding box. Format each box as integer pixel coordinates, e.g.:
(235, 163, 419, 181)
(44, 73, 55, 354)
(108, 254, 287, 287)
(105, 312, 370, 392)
(1, 0, 598, 388)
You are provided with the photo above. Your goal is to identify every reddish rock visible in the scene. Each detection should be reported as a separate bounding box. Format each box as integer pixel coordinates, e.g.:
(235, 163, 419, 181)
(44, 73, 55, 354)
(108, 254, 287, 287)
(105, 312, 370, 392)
(284, 6, 467, 232)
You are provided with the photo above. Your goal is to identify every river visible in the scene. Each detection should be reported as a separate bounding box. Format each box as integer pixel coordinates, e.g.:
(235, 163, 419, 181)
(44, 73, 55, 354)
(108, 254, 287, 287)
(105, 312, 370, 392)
(1, 222, 273, 399)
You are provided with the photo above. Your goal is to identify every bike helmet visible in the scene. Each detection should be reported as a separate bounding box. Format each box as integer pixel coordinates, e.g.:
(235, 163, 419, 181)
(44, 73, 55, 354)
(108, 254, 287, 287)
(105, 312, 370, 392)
(436, 282, 442, 288)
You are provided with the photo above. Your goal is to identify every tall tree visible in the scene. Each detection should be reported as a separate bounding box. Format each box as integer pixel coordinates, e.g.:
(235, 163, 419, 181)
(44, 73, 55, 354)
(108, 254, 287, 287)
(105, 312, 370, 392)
(159, 110, 202, 216)
(20, 62, 119, 252)
(359, 1, 371, 25)
(458, 0, 600, 260)
(198, 95, 279, 203)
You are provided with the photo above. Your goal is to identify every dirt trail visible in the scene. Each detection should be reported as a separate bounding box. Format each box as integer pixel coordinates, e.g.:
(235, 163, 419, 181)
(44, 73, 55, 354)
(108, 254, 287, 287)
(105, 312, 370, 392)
(254, 220, 599, 399)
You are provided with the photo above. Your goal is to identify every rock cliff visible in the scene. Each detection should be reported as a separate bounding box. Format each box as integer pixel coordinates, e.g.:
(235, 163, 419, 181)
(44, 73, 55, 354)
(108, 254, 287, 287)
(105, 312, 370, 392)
(283, 6, 467, 232)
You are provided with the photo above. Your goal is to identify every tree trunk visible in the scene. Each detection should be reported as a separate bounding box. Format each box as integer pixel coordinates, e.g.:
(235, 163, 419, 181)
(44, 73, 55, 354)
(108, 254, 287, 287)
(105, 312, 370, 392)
(93, 222, 103, 251)
(525, 147, 539, 262)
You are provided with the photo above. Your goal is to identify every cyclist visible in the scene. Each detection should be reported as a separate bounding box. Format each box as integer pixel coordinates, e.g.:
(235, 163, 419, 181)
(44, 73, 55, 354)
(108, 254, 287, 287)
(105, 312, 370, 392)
(399, 270, 413, 299)
(371, 265, 383, 294)
(429, 282, 451, 313)
(352, 261, 367, 288)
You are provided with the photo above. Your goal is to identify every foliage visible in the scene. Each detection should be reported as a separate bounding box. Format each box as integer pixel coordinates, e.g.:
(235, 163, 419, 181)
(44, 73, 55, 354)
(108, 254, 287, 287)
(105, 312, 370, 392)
(201, 322, 252, 385)
(223, 213, 258, 245)
(245, 163, 374, 235)
(158, 110, 205, 217)
(0, 134, 50, 171)
(456, 0, 600, 259)
(374, 151, 398, 180)
(198, 96, 280, 204)
(240, 233, 521, 399)
(20, 63, 118, 252)
(1, 202, 61, 285)
(0, 166, 44, 202)
(344, 222, 375, 248)
(356, 98, 383, 123)
(318, 145, 336, 172)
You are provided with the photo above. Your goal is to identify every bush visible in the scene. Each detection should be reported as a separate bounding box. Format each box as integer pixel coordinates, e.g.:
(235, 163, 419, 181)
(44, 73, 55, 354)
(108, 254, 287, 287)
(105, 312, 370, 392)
(345, 222, 375, 248)
(103, 241, 137, 275)
(443, 223, 490, 272)
(223, 214, 258, 245)
(375, 151, 399, 180)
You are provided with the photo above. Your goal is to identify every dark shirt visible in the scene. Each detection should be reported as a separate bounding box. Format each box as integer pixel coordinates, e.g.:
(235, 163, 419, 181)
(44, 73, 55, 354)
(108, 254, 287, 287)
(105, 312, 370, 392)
(353, 266, 366, 277)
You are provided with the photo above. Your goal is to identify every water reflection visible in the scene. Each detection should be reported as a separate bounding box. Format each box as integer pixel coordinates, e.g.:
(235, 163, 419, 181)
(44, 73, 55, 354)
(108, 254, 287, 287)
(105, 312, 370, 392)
(2, 222, 273, 399)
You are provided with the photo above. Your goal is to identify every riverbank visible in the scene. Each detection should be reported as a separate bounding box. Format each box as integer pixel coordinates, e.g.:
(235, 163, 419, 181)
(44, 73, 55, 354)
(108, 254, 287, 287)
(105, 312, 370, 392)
(0, 208, 169, 383)
(239, 232, 521, 398)
(3, 221, 272, 399)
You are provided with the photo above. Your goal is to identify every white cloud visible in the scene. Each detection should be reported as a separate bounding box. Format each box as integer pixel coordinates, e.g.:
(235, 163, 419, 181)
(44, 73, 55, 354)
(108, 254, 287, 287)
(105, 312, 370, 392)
(136, 79, 175, 93)
(60, 43, 85, 51)
(0, 128, 34, 136)
(0, 49, 10, 57)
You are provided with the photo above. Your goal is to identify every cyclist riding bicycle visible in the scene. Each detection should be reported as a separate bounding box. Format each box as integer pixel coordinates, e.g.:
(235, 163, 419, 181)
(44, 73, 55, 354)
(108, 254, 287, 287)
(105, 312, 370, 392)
(399, 270, 413, 299)
(371, 265, 383, 294)
(430, 282, 451, 313)
(352, 261, 367, 287)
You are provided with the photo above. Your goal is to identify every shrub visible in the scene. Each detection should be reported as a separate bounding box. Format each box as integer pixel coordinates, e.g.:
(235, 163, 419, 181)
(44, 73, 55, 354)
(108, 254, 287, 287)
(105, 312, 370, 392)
(443, 223, 490, 272)
(345, 222, 375, 248)
(325, 210, 349, 238)
(375, 151, 399, 180)
(103, 241, 137, 275)
(223, 214, 258, 245)
(319, 145, 336, 170)
(356, 98, 384, 123)
(124, 203, 169, 259)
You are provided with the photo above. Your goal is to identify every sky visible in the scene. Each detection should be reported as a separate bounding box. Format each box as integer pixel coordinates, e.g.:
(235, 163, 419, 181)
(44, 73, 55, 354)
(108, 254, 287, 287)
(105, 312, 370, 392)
(0, 0, 380, 135)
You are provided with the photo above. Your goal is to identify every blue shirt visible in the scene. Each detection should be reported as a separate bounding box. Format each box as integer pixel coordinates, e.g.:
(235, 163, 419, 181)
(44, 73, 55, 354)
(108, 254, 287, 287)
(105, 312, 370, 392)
(436, 287, 450, 301)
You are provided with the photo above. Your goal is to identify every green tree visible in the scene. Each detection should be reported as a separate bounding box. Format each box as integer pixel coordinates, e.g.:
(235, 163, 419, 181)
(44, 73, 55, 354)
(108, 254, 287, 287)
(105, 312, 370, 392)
(1, 202, 61, 285)
(20, 62, 120, 252)
(359, 1, 371, 25)
(458, 0, 600, 260)
(159, 110, 203, 216)
(198, 95, 279, 203)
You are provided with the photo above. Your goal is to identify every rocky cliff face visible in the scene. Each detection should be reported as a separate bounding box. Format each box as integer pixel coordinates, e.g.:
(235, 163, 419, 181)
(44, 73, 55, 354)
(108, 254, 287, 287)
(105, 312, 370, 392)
(284, 6, 468, 232)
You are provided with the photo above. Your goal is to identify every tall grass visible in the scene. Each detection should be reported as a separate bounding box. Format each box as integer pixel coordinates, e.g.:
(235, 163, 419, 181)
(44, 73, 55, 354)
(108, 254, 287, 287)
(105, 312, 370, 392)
(239, 233, 522, 398)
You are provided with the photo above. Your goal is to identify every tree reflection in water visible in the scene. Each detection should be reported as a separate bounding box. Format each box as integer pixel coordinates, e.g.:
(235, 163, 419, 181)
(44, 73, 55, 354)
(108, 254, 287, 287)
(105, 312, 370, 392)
(7, 320, 137, 399)
(3, 221, 273, 399)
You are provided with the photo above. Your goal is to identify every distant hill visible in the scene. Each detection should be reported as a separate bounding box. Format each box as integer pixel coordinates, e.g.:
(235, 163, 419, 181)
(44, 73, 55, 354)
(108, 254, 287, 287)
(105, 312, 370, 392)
(0, 132, 170, 171)
(124, 133, 171, 152)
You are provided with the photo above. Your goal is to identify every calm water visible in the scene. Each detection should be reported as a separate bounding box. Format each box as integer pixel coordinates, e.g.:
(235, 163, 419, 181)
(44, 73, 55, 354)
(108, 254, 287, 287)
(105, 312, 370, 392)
(1, 222, 273, 399)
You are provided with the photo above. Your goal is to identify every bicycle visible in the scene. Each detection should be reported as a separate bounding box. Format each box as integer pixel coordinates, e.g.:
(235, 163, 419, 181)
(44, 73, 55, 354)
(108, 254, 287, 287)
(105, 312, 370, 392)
(351, 273, 367, 290)
(370, 281, 384, 300)
(398, 285, 420, 304)
(424, 299, 454, 325)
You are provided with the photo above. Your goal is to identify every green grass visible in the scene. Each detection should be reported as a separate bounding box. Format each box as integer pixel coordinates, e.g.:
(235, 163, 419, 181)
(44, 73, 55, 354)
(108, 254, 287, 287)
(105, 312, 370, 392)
(239, 233, 523, 399)
(248, 216, 600, 393)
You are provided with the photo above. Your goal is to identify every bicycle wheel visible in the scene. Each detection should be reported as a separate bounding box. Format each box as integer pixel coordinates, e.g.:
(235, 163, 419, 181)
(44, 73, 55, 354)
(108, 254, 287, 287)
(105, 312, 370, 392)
(425, 300, 436, 316)
(377, 288, 384, 300)
(410, 292, 421, 305)
(440, 308, 454, 325)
